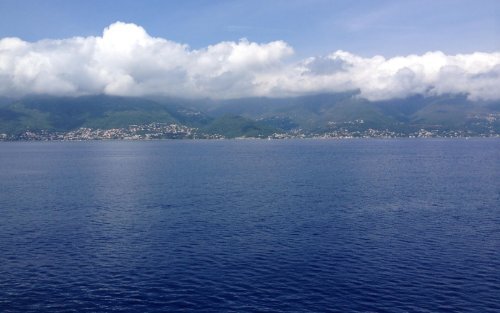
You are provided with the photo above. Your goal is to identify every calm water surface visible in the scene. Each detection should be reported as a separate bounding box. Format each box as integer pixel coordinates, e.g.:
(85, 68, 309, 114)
(0, 139, 499, 312)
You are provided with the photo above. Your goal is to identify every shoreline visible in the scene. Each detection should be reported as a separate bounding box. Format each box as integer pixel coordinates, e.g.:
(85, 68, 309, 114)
(1, 136, 499, 143)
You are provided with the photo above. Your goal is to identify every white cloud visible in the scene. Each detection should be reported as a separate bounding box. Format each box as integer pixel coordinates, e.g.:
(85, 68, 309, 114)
(0, 21, 499, 101)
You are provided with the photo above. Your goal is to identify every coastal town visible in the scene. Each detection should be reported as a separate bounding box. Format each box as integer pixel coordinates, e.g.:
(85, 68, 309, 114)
(1, 121, 498, 141)
(1, 123, 223, 141)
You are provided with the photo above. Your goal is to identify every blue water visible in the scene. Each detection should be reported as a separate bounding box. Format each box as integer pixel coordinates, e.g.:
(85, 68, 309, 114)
(0, 139, 499, 312)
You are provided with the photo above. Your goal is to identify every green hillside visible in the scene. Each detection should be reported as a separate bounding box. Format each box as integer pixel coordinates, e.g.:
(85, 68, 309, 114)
(0, 93, 499, 138)
(204, 115, 277, 138)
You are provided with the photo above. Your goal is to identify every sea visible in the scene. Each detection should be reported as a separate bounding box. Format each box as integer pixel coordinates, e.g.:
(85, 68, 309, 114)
(0, 139, 498, 312)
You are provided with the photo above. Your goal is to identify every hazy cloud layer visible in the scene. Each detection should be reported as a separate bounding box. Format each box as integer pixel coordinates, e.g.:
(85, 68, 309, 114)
(1, 22, 499, 100)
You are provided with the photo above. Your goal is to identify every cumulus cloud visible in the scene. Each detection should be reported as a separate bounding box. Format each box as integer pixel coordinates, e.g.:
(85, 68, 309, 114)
(0, 22, 499, 101)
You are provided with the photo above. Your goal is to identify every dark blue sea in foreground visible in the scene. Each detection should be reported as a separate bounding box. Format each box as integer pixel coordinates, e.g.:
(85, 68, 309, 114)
(0, 139, 499, 312)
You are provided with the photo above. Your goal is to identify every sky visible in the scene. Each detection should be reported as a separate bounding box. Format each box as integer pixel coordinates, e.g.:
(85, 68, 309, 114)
(0, 0, 499, 100)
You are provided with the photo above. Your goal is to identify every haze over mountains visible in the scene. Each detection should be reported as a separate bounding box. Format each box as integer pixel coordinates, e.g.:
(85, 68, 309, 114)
(0, 93, 498, 138)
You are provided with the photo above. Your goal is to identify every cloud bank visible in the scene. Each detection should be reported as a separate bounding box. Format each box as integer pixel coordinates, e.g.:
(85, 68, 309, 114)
(1, 22, 499, 101)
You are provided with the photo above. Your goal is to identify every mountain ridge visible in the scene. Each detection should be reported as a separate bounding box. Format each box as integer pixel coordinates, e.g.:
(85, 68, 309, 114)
(0, 93, 499, 138)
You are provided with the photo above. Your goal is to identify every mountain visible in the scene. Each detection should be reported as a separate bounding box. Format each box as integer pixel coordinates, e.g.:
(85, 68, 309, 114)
(203, 114, 276, 138)
(0, 95, 169, 133)
(206, 93, 500, 134)
(0, 93, 499, 138)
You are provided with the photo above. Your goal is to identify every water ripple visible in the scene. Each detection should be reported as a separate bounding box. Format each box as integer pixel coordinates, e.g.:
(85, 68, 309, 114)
(0, 139, 499, 312)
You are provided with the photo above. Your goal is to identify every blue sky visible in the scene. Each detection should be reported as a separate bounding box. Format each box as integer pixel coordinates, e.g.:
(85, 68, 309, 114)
(0, 0, 498, 58)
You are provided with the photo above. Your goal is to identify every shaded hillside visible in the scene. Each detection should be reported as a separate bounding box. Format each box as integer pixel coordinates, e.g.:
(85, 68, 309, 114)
(0, 93, 499, 137)
(203, 115, 277, 138)
(0, 95, 177, 133)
